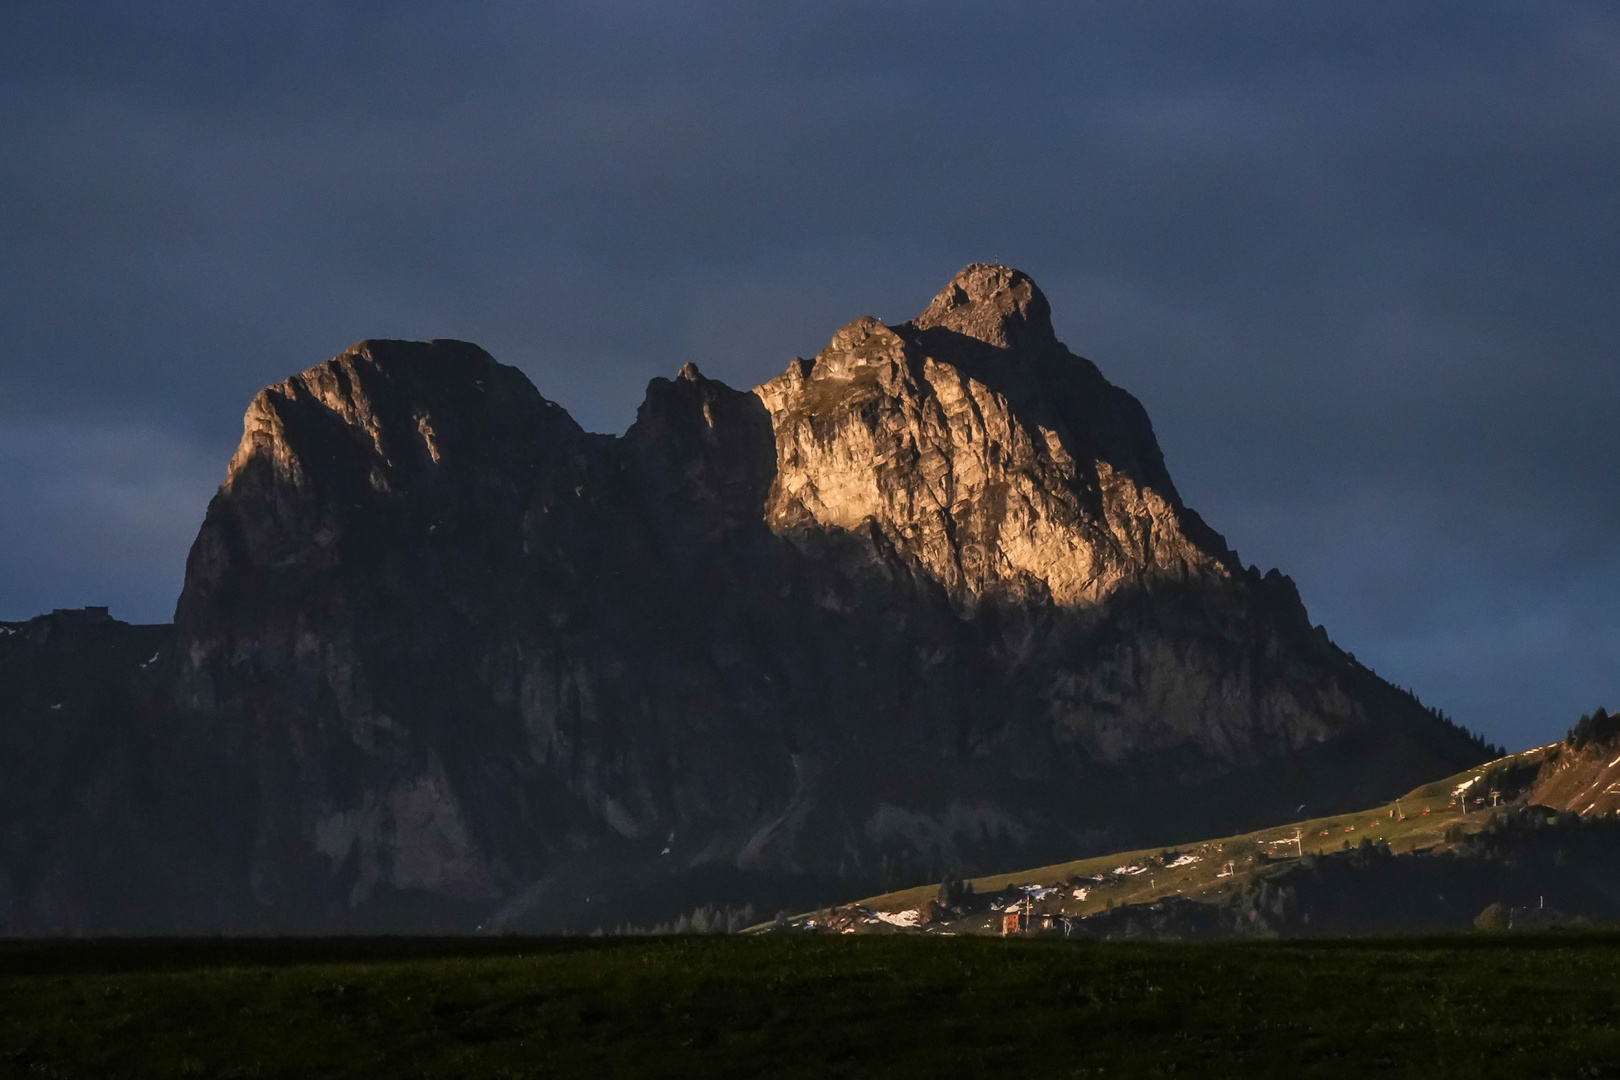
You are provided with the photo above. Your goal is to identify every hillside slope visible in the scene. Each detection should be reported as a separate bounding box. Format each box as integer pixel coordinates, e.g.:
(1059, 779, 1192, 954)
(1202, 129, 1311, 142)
(806, 715, 1612, 938)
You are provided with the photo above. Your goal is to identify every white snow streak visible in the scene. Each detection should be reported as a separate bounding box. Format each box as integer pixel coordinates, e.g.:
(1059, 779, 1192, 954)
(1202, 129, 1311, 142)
(872, 910, 922, 928)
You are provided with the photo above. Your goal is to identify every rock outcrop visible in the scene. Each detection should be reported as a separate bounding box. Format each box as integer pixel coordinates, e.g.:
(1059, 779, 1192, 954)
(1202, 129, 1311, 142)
(759, 264, 1219, 608)
(0, 265, 1496, 933)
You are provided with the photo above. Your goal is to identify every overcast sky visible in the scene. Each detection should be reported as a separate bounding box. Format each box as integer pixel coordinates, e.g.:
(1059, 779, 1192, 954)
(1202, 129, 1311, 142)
(1, 2, 1614, 749)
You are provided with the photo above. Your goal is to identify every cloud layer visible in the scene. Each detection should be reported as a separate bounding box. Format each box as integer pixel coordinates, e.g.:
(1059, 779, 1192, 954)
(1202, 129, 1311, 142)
(1, 2, 1615, 747)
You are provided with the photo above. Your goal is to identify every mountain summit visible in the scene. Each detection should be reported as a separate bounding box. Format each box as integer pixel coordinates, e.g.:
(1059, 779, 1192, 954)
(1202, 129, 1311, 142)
(0, 266, 1493, 933)
(912, 262, 1059, 350)
(758, 264, 1218, 610)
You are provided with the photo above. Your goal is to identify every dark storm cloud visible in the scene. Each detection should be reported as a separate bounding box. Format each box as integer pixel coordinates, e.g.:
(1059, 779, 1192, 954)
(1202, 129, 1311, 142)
(1, 1, 1615, 746)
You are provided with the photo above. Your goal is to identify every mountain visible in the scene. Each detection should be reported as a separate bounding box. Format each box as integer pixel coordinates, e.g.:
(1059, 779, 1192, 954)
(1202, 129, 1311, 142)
(0, 265, 1493, 933)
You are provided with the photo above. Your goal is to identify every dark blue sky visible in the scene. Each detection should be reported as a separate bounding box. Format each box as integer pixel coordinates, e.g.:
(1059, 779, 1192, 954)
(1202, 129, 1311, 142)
(1, 2, 1615, 749)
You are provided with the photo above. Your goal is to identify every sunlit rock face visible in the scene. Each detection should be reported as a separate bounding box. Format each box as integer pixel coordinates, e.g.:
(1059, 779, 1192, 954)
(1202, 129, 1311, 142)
(758, 264, 1224, 608)
(150, 266, 1493, 932)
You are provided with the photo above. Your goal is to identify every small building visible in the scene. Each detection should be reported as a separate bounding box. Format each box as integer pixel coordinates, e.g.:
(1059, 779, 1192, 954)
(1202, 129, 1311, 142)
(1002, 909, 1024, 935)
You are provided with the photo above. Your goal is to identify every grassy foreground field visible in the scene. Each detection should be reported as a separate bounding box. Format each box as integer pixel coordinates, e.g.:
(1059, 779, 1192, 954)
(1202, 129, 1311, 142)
(4, 935, 1620, 1078)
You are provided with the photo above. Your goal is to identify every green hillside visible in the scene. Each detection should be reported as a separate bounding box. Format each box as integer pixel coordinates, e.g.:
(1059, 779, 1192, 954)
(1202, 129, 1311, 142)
(797, 743, 1561, 935)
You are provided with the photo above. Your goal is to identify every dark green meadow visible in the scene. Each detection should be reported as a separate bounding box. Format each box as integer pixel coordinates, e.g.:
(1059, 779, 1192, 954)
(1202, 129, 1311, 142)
(4, 934, 1620, 1079)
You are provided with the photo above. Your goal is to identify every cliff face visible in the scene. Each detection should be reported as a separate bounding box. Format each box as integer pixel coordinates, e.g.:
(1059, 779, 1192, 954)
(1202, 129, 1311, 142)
(759, 265, 1220, 609)
(172, 340, 819, 927)
(751, 266, 1337, 772)
(3, 265, 1493, 933)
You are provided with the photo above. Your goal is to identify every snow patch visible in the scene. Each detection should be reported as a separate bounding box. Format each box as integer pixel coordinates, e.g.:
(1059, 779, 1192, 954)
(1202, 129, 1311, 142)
(1453, 777, 1481, 797)
(1111, 864, 1148, 876)
(872, 909, 922, 928)
(1165, 854, 1200, 868)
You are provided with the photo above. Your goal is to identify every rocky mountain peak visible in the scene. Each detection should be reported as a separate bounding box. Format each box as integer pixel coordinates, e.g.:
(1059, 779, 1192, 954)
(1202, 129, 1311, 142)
(823, 315, 895, 353)
(909, 263, 1058, 353)
(220, 337, 577, 492)
(755, 265, 1222, 608)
